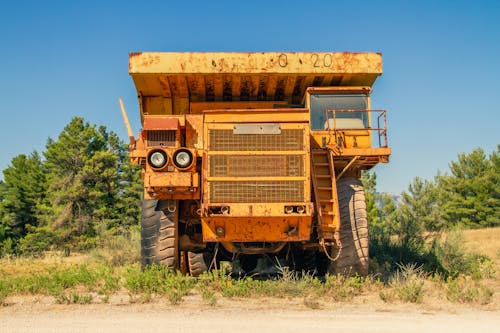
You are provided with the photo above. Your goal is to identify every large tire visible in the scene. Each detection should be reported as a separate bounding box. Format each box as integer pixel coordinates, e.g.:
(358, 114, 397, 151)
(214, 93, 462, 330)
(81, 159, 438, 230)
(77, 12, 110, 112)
(329, 178, 369, 276)
(141, 200, 179, 269)
(187, 252, 210, 277)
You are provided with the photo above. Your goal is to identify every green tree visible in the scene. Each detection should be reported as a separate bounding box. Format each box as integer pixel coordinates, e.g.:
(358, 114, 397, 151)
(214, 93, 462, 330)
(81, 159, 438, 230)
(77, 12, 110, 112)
(361, 171, 397, 246)
(393, 177, 438, 249)
(0, 152, 46, 250)
(377, 193, 398, 236)
(37, 117, 141, 249)
(105, 131, 142, 230)
(361, 171, 380, 224)
(438, 147, 499, 228)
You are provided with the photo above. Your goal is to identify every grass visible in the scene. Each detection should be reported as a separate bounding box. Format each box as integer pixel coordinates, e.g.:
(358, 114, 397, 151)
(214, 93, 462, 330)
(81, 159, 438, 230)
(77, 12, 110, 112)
(0, 228, 497, 307)
(124, 264, 196, 304)
(462, 227, 500, 259)
(56, 292, 94, 305)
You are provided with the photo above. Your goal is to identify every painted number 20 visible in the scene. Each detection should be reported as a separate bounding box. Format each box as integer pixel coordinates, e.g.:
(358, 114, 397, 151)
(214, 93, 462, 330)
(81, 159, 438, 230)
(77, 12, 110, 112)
(312, 53, 333, 68)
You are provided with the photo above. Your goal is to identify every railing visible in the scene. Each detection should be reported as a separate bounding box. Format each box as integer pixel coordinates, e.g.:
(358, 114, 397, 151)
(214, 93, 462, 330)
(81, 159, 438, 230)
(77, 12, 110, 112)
(324, 109, 388, 148)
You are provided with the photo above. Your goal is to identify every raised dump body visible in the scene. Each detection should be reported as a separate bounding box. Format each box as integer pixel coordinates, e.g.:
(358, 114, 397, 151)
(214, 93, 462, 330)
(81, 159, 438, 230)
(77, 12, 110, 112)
(126, 52, 390, 276)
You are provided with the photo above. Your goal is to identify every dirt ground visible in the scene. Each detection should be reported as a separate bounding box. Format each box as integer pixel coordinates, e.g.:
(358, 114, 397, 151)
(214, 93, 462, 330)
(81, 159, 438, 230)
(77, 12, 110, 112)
(0, 302, 498, 333)
(1, 295, 499, 333)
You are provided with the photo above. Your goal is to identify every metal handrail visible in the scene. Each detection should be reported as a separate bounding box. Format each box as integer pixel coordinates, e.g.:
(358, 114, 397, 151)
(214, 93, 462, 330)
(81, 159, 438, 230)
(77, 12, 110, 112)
(324, 109, 388, 148)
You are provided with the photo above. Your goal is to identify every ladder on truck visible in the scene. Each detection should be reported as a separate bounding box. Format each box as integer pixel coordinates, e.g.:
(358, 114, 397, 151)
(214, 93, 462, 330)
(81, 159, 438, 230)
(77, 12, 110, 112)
(310, 149, 341, 248)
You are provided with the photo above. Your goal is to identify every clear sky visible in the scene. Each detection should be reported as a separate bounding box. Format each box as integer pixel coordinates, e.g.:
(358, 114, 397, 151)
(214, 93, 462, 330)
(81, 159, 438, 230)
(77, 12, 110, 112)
(0, 0, 499, 194)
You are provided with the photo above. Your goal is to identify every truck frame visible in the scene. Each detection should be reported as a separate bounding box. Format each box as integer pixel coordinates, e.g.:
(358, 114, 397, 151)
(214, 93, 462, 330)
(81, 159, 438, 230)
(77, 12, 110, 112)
(124, 52, 391, 276)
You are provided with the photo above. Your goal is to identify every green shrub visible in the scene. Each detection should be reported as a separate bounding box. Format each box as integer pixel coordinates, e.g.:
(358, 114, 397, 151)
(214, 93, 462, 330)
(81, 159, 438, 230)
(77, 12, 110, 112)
(379, 289, 396, 303)
(0, 279, 10, 304)
(17, 227, 55, 256)
(0, 238, 14, 257)
(324, 274, 365, 301)
(201, 289, 217, 306)
(446, 276, 493, 304)
(429, 230, 495, 279)
(386, 264, 425, 303)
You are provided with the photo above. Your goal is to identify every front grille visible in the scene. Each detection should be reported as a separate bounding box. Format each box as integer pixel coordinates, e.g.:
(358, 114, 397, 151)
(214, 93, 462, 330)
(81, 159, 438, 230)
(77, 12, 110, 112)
(209, 155, 304, 177)
(207, 125, 307, 203)
(147, 130, 176, 147)
(209, 129, 303, 151)
(209, 181, 304, 203)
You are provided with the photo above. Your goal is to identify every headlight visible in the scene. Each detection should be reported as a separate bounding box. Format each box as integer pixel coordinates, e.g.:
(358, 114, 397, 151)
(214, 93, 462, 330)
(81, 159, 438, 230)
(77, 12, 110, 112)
(148, 150, 167, 168)
(173, 149, 193, 169)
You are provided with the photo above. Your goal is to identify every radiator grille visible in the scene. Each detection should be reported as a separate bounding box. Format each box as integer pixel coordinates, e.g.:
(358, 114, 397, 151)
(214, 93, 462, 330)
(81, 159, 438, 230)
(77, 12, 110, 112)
(207, 125, 307, 203)
(147, 130, 176, 147)
(209, 129, 303, 151)
(209, 155, 304, 177)
(209, 181, 304, 203)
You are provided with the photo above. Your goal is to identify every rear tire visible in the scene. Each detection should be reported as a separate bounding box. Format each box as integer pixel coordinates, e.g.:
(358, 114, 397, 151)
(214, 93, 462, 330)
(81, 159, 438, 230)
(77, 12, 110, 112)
(141, 200, 179, 270)
(187, 252, 210, 277)
(329, 177, 369, 276)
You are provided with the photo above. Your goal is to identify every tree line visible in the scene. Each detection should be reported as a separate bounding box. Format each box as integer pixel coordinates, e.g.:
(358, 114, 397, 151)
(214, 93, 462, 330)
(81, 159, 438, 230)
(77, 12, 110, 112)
(363, 145, 499, 274)
(0, 117, 498, 256)
(0, 117, 142, 255)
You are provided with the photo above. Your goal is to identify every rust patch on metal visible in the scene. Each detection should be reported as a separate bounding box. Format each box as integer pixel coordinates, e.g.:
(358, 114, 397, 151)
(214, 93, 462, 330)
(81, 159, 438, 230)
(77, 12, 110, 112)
(205, 77, 214, 101)
(257, 77, 267, 100)
(129, 52, 143, 58)
(292, 76, 304, 104)
(223, 77, 232, 101)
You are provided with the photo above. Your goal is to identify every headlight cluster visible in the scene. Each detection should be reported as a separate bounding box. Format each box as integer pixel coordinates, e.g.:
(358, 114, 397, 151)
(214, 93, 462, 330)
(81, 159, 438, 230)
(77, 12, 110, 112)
(148, 151, 168, 168)
(147, 149, 194, 170)
(173, 149, 193, 169)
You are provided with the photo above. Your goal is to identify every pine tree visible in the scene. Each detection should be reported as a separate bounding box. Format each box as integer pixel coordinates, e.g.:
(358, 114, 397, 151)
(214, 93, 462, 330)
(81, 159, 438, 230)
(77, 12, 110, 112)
(0, 152, 46, 250)
(394, 178, 432, 249)
(37, 117, 142, 248)
(438, 147, 499, 228)
(361, 171, 380, 225)
(361, 171, 397, 245)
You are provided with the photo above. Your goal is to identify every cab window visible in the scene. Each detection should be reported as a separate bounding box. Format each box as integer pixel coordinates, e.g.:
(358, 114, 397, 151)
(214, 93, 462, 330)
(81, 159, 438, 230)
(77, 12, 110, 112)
(310, 94, 368, 130)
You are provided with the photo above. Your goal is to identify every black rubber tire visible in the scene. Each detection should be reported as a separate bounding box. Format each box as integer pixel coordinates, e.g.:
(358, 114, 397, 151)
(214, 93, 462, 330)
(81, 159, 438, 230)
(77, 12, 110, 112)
(328, 177, 369, 276)
(141, 200, 179, 270)
(187, 252, 209, 277)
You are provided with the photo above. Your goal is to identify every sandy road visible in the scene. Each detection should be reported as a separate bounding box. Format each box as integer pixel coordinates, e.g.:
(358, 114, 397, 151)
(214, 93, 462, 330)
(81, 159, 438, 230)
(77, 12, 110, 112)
(1, 304, 499, 333)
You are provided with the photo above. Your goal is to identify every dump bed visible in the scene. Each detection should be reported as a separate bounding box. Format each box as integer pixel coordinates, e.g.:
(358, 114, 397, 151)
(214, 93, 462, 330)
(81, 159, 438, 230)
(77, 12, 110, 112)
(129, 52, 382, 119)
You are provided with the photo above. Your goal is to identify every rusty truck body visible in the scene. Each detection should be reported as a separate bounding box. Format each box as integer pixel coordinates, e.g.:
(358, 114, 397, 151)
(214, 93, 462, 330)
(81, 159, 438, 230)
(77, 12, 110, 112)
(124, 52, 391, 276)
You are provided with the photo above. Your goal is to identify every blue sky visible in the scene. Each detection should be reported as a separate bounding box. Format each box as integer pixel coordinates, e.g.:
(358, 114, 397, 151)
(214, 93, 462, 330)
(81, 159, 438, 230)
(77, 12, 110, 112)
(0, 0, 499, 193)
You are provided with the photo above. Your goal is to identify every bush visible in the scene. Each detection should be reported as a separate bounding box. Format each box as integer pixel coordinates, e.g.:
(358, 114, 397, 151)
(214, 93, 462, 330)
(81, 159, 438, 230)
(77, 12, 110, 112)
(17, 227, 55, 256)
(324, 274, 366, 301)
(371, 227, 495, 283)
(429, 229, 495, 279)
(0, 238, 14, 257)
(380, 264, 425, 303)
(0, 278, 10, 304)
(446, 276, 493, 304)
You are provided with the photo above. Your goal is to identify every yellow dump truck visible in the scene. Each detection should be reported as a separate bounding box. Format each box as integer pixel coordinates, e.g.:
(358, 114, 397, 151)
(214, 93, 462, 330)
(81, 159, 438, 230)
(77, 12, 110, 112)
(123, 52, 391, 276)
